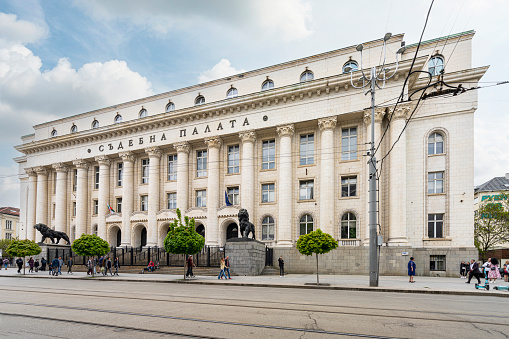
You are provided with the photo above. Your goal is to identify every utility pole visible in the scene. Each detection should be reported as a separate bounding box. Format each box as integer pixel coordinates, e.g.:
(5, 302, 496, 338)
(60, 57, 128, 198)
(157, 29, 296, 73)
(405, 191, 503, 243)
(345, 33, 405, 287)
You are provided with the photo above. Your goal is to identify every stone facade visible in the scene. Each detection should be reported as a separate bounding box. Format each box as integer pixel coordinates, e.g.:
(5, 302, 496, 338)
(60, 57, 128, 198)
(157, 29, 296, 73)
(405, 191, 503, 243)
(225, 239, 265, 276)
(0, 207, 19, 241)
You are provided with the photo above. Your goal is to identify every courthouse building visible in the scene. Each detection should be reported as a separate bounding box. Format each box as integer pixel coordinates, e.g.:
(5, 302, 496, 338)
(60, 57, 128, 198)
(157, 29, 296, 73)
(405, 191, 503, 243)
(15, 31, 487, 275)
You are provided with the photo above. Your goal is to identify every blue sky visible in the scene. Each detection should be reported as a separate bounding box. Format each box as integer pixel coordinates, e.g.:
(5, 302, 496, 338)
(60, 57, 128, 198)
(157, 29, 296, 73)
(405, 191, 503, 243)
(0, 0, 508, 208)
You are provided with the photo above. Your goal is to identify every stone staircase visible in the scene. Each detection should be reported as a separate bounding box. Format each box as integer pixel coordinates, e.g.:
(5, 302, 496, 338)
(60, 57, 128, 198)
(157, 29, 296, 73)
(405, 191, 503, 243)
(260, 266, 279, 275)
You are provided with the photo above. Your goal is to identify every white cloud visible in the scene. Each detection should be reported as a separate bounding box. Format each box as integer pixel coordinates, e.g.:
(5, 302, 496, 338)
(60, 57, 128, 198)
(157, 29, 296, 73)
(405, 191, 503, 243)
(0, 12, 48, 45)
(198, 59, 246, 83)
(0, 164, 19, 208)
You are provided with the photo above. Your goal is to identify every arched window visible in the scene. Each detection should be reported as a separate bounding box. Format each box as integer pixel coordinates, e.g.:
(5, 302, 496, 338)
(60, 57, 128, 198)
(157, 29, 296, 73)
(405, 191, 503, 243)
(114, 114, 122, 124)
(342, 61, 358, 73)
(262, 79, 274, 91)
(226, 88, 238, 99)
(165, 102, 175, 112)
(428, 56, 444, 76)
(261, 216, 275, 240)
(91, 120, 99, 129)
(70, 124, 78, 134)
(51, 129, 58, 137)
(195, 95, 205, 106)
(428, 132, 444, 155)
(139, 109, 148, 118)
(300, 70, 314, 82)
(299, 214, 314, 236)
(341, 213, 357, 239)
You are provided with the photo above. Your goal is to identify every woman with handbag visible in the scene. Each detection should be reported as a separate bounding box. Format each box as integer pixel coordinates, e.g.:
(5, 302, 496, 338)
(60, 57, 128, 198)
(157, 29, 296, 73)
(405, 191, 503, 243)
(488, 257, 501, 284)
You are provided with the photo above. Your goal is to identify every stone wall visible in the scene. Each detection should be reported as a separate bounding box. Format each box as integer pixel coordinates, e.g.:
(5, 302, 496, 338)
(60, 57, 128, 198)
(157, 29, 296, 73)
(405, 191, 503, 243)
(225, 239, 265, 276)
(272, 246, 478, 277)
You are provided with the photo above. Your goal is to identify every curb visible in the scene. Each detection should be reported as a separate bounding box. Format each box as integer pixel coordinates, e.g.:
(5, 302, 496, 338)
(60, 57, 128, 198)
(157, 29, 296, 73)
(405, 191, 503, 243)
(4, 274, 509, 298)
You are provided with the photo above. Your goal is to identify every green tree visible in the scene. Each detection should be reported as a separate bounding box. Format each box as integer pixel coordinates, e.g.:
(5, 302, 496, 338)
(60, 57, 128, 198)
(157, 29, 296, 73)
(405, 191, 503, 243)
(164, 208, 205, 279)
(296, 229, 338, 285)
(474, 199, 509, 256)
(0, 238, 13, 255)
(71, 234, 110, 277)
(6, 239, 41, 275)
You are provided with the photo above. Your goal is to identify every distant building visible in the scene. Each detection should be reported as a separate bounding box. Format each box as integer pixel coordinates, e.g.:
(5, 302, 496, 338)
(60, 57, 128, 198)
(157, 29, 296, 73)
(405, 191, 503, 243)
(0, 207, 19, 241)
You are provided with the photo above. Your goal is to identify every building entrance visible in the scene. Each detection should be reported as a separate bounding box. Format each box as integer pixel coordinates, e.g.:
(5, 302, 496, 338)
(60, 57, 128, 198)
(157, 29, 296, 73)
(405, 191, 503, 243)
(226, 223, 238, 240)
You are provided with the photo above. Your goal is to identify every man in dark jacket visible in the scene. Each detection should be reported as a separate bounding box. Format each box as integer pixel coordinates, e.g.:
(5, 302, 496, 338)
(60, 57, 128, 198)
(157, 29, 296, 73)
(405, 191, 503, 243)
(16, 258, 23, 273)
(278, 256, 285, 277)
(51, 257, 60, 276)
(466, 259, 481, 284)
(105, 257, 113, 276)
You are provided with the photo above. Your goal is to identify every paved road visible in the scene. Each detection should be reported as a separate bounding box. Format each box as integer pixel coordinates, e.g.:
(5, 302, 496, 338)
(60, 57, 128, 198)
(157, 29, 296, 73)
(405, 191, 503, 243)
(0, 277, 508, 338)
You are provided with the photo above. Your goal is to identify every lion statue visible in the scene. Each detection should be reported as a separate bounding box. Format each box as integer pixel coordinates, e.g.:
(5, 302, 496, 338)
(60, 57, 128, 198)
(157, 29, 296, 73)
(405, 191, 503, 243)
(34, 223, 71, 245)
(238, 209, 255, 240)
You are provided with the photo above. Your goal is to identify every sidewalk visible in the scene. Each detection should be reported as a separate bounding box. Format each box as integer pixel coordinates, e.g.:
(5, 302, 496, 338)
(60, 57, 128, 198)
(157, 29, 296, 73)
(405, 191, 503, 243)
(1, 268, 508, 297)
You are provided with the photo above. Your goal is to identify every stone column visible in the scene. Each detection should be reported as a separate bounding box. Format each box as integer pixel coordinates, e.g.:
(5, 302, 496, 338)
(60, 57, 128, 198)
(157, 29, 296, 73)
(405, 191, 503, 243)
(363, 107, 386, 244)
(239, 131, 256, 217)
(73, 160, 89, 239)
(52, 163, 68, 234)
(173, 142, 190, 212)
(388, 104, 412, 245)
(276, 124, 294, 246)
(95, 156, 110, 241)
(205, 137, 222, 246)
(120, 151, 135, 246)
(25, 168, 37, 241)
(35, 167, 48, 243)
(145, 147, 162, 247)
(318, 117, 337, 235)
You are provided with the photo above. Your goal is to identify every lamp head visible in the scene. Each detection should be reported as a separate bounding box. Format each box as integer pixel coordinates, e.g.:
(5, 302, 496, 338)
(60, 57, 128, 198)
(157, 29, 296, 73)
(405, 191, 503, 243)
(383, 32, 392, 42)
(397, 46, 406, 54)
(344, 66, 352, 73)
(384, 67, 391, 73)
(356, 44, 363, 52)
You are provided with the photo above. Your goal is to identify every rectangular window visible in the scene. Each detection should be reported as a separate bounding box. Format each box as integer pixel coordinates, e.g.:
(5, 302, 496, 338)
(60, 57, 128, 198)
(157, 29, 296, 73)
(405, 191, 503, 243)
(52, 204, 56, 219)
(341, 127, 357, 160)
(262, 140, 276, 170)
(116, 198, 122, 213)
(430, 255, 446, 271)
(197, 150, 207, 177)
(93, 200, 98, 215)
(428, 172, 444, 194)
(261, 184, 275, 203)
(228, 145, 240, 174)
(5, 233, 12, 240)
(196, 190, 207, 207)
(299, 180, 314, 200)
(117, 162, 123, 187)
(140, 195, 148, 211)
(141, 159, 149, 184)
(227, 186, 240, 205)
(6, 220, 12, 230)
(428, 214, 444, 238)
(167, 154, 177, 181)
(299, 134, 314, 165)
(94, 166, 99, 189)
(53, 172, 57, 194)
(167, 192, 177, 209)
(73, 169, 77, 192)
(341, 176, 357, 197)
(73, 202, 76, 216)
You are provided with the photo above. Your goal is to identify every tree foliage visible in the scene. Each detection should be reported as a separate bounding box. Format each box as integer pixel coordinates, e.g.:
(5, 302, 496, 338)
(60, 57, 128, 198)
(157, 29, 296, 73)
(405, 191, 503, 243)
(6, 239, 41, 258)
(296, 229, 338, 285)
(0, 238, 13, 255)
(474, 196, 509, 254)
(164, 208, 205, 256)
(71, 234, 110, 257)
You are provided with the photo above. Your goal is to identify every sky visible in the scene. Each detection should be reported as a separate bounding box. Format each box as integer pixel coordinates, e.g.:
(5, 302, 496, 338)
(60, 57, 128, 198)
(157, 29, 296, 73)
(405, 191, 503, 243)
(0, 0, 508, 208)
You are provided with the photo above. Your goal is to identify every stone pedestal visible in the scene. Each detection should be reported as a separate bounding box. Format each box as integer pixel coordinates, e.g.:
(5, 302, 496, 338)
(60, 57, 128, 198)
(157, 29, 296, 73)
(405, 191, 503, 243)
(37, 243, 72, 261)
(225, 238, 265, 276)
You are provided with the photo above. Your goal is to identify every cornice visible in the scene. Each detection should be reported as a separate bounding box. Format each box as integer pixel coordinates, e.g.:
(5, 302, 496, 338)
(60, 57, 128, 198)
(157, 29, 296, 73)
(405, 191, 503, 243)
(411, 66, 489, 90)
(15, 57, 427, 156)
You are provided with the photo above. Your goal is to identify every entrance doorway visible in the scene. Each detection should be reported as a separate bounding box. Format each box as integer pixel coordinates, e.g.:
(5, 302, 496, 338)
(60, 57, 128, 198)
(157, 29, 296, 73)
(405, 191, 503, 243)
(141, 227, 147, 247)
(196, 224, 205, 238)
(226, 223, 238, 240)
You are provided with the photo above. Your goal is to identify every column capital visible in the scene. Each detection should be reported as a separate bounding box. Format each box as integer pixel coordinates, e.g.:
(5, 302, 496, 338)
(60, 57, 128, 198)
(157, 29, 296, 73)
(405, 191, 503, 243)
(390, 103, 413, 120)
(363, 107, 387, 125)
(318, 116, 337, 131)
(72, 159, 89, 169)
(145, 146, 162, 158)
(34, 166, 48, 175)
(25, 167, 37, 177)
(94, 156, 111, 166)
(276, 124, 294, 137)
(119, 151, 136, 163)
(239, 131, 257, 144)
(204, 137, 222, 149)
(173, 141, 190, 154)
(52, 162, 69, 172)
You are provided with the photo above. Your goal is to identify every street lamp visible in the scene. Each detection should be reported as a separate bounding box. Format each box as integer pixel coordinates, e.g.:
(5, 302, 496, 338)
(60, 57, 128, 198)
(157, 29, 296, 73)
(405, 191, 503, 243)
(345, 34, 405, 287)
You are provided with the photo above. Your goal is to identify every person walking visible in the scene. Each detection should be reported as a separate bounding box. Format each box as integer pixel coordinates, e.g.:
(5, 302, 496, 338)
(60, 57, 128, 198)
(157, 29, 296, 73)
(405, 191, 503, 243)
(48, 259, 54, 275)
(16, 257, 23, 274)
(460, 261, 468, 279)
(113, 257, 120, 276)
(51, 257, 60, 276)
(186, 255, 195, 278)
(67, 257, 73, 274)
(488, 257, 501, 284)
(3, 258, 9, 270)
(218, 258, 227, 279)
(408, 257, 416, 283)
(34, 259, 39, 272)
(87, 258, 94, 275)
(40, 257, 46, 271)
(278, 256, 285, 277)
(105, 257, 113, 276)
(28, 257, 34, 273)
(466, 259, 481, 284)
(224, 256, 231, 279)
(58, 257, 64, 275)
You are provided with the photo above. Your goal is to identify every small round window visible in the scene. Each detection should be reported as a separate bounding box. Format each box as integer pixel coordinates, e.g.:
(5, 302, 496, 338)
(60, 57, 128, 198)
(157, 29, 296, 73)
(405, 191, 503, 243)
(262, 79, 274, 91)
(70, 125, 78, 134)
(300, 70, 314, 82)
(51, 129, 58, 137)
(226, 88, 238, 99)
(114, 114, 122, 124)
(91, 120, 99, 129)
(428, 56, 444, 76)
(166, 102, 175, 112)
(195, 95, 205, 105)
(139, 109, 147, 118)
(342, 61, 358, 73)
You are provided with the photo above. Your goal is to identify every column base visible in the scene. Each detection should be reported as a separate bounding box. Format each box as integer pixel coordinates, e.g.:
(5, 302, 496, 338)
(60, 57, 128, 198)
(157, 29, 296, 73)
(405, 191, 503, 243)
(120, 242, 132, 247)
(387, 237, 410, 246)
(276, 240, 293, 247)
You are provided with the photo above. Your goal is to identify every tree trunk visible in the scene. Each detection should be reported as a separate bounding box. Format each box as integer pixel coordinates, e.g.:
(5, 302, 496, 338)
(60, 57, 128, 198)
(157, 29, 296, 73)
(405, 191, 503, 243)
(23, 257, 26, 275)
(316, 253, 319, 285)
(184, 259, 186, 280)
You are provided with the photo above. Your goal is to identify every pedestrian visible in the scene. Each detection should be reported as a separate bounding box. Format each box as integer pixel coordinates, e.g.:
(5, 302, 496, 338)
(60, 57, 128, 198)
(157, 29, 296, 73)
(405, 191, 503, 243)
(147, 260, 155, 272)
(113, 257, 120, 276)
(58, 256, 63, 275)
(218, 258, 227, 279)
(48, 260, 54, 275)
(278, 256, 285, 277)
(186, 255, 195, 278)
(51, 257, 60, 276)
(488, 257, 501, 284)
(16, 257, 23, 274)
(105, 257, 113, 276)
(466, 259, 481, 284)
(504, 261, 509, 283)
(3, 258, 9, 270)
(224, 256, 231, 279)
(67, 257, 73, 274)
(460, 261, 468, 279)
(87, 258, 94, 275)
(34, 259, 39, 272)
(28, 257, 34, 273)
(40, 257, 47, 271)
(408, 257, 416, 283)
(99, 256, 105, 275)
